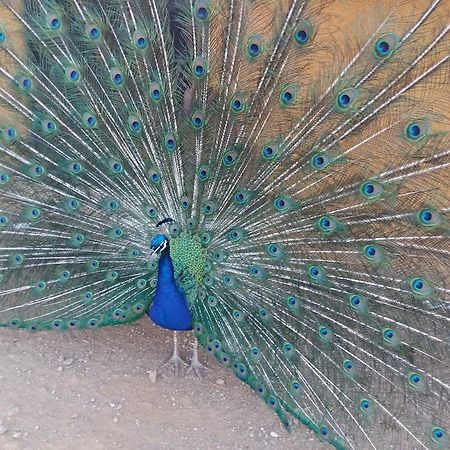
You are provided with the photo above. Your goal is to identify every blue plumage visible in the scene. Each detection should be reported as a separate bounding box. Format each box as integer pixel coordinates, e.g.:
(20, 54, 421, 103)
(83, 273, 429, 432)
(148, 235, 193, 331)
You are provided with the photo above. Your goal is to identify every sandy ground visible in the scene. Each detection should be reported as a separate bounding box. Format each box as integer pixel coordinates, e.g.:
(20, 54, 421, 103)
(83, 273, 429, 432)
(0, 320, 325, 450)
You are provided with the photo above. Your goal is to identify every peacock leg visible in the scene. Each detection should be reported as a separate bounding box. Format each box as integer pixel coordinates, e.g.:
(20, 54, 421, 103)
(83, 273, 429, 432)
(157, 331, 188, 377)
(186, 336, 209, 377)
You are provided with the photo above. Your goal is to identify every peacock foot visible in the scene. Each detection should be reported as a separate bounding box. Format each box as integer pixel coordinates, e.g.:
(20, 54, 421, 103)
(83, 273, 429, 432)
(157, 353, 189, 377)
(186, 358, 210, 378)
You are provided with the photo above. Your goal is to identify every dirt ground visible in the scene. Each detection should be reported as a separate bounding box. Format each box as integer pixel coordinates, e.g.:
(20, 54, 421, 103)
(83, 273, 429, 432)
(0, 320, 325, 450)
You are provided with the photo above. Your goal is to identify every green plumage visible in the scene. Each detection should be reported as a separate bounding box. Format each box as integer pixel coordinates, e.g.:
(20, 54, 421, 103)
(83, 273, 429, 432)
(0, 0, 449, 448)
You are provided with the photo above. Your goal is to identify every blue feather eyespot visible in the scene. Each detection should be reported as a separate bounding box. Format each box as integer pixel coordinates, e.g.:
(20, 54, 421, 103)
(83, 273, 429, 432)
(409, 277, 432, 297)
(10, 254, 24, 267)
(224, 274, 237, 287)
(360, 180, 384, 199)
(431, 427, 448, 445)
(262, 141, 280, 160)
(317, 215, 338, 234)
(81, 112, 97, 129)
(250, 265, 266, 280)
(191, 111, 205, 130)
(71, 232, 85, 246)
(280, 84, 299, 106)
(283, 342, 295, 357)
(46, 14, 62, 31)
(287, 296, 299, 311)
(17, 75, 33, 92)
(343, 359, 357, 377)
(294, 20, 313, 46)
(336, 87, 358, 110)
(203, 274, 214, 287)
(363, 244, 384, 263)
(348, 294, 368, 313)
(232, 310, 243, 322)
(0, 215, 9, 227)
(408, 372, 427, 392)
(267, 395, 279, 410)
(234, 190, 250, 205)
(51, 319, 64, 330)
(103, 198, 121, 212)
(126, 247, 141, 259)
(255, 382, 267, 398)
(235, 362, 248, 378)
(143, 204, 158, 218)
(258, 308, 271, 320)
(58, 269, 71, 282)
(87, 259, 100, 272)
(310, 152, 332, 170)
(207, 296, 217, 307)
(133, 31, 148, 50)
(382, 327, 400, 347)
(267, 243, 283, 259)
(26, 207, 41, 220)
(2, 126, 18, 143)
(127, 115, 142, 133)
(308, 265, 327, 283)
(273, 195, 291, 212)
(85, 23, 101, 40)
(228, 228, 244, 242)
(108, 227, 124, 239)
(360, 399, 370, 411)
(110, 67, 125, 87)
(82, 291, 93, 304)
(0, 172, 9, 185)
(247, 35, 263, 58)
(417, 207, 443, 228)
(198, 164, 210, 181)
(374, 33, 399, 58)
(195, 0, 210, 20)
(405, 119, 430, 141)
(87, 318, 99, 329)
(163, 131, 176, 151)
(67, 161, 82, 175)
(30, 163, 45, 178)
(230, 93, 245, 113)
(35, 281, 46, 292)
(65, 66, 81, 83)
(200, 231, 212, 245)
(213, 249, 226, 262)
(222, 149, 238, 166)
(149, 81, 162, 102)
(318, 326, 333, 342)
(202, 200, 215, 215)
(180, 196, 190, 209)
(148, 168, 161, 184)
(0, 30, 5, 44)
(8, 318, 21, 328)
(290, 381, 302, 397)
(250, 347, 261, 360)
(192, 56, 207, 79)
(40, 118, 57, 134)
(107, 159, 123, 174)
(64, 204, 79, 223)
(106, 270, 119, 282)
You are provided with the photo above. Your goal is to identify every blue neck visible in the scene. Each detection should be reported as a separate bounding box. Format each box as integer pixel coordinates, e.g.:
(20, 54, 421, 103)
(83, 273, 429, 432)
(147, 247, 193, 331)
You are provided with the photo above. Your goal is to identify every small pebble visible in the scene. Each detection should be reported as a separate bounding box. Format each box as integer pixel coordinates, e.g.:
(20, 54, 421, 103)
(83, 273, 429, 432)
(0, 426, 7, 435)
(12, 431, 22, 439)
(63, 358, 74, 366)
(270, 431, 279, 438)
(215, 378, 225, 386)
(148, 370, 157, 383)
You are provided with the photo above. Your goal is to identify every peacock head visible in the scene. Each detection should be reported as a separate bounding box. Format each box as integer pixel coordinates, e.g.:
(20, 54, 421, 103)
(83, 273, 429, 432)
(150, 234, 169, 254)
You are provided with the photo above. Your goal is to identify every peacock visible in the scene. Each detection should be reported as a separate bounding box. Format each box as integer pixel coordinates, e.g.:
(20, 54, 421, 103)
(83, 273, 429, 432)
(0, 0, 449, 448)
